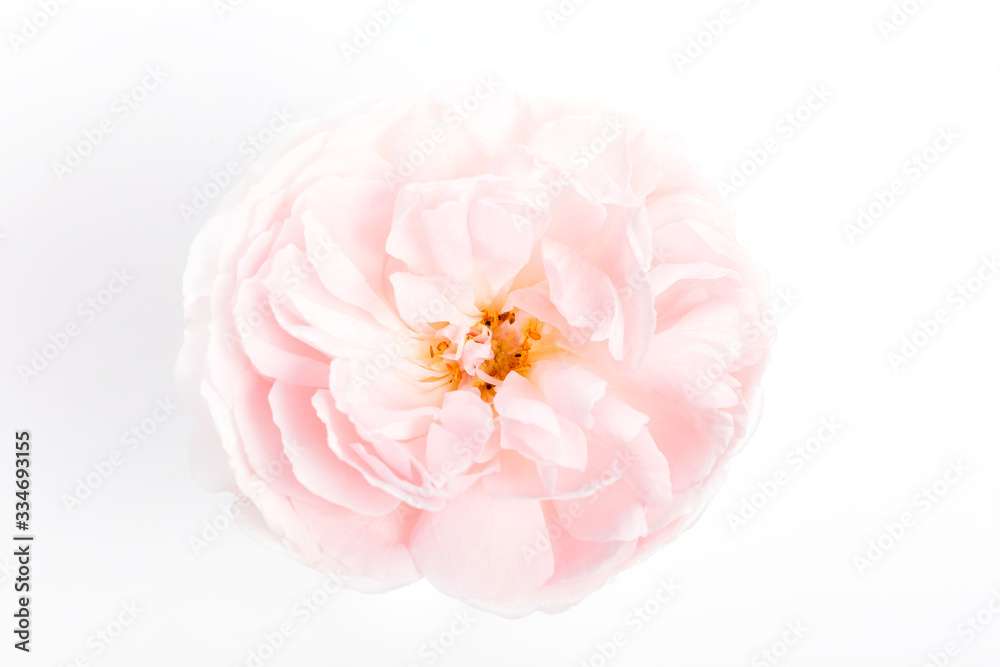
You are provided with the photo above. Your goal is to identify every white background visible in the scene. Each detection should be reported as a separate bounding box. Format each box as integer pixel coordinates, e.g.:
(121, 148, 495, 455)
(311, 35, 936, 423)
(1, 0, 999, 665)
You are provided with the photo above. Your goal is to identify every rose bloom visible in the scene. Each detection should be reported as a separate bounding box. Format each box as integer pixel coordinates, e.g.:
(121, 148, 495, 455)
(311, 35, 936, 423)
(177, 93, 773, 616)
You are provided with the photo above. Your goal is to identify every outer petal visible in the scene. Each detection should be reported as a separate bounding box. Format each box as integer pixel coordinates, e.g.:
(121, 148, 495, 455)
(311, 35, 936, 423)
(268, 381, 401, 516)
(409, 482, 554, 603)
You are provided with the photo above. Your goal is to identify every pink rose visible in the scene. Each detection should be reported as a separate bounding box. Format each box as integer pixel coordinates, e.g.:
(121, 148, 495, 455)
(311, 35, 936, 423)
(177, 93, 773, 615)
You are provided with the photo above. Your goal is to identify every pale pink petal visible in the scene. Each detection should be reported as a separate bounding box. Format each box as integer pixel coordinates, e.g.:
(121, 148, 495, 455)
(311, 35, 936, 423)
(409, 482, 554, 602)
(268, 381, 401, 516)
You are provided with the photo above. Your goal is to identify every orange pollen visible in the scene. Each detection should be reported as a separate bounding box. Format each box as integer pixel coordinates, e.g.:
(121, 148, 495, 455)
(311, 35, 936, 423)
(426, 309, 542, 402)
(475, 309, 539, 401)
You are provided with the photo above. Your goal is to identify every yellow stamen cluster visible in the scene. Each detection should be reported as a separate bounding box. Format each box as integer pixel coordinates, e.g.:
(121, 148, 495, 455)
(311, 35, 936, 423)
(426, 308, 540, 402)
(472, 309, 538, 402)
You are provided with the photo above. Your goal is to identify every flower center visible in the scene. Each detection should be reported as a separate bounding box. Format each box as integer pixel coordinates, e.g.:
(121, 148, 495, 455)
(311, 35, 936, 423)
(427, 308, 542, 402)
(472, 308, 540, 401)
